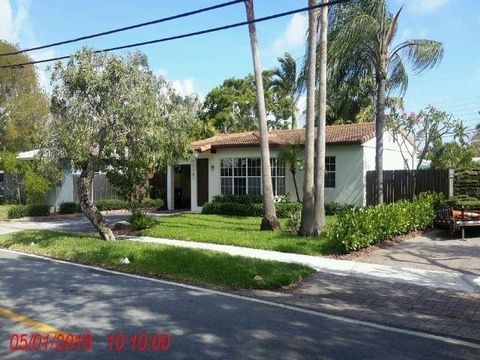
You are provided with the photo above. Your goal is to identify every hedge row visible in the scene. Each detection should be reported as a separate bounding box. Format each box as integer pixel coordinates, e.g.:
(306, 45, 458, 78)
(8, 204, 51, 219)
(329, 193, 444, 253)
(201, 195, 350, 218)
(58, 198, 164, 214)
(202, 195, 300, 218)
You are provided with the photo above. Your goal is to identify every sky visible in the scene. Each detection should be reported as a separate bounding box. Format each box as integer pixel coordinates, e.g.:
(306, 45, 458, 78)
(1, 0, 479, 136)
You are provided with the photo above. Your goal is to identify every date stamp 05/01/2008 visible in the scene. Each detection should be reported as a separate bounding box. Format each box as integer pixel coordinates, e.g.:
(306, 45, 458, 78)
(9, 332, 171, 353)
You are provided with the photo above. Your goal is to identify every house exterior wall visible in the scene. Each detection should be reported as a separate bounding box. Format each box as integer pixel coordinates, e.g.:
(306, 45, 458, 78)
(170, 145, 366, 211)
(166, 131, 416, 211)
(46, 169, 75, 208)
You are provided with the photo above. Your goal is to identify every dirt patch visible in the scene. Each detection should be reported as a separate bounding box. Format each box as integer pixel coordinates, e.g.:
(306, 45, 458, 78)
(112, 226, 139, 237)
(328, 229, 432, 260)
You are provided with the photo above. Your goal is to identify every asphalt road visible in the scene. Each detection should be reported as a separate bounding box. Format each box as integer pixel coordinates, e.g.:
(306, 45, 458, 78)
(0, 250, 478, 360)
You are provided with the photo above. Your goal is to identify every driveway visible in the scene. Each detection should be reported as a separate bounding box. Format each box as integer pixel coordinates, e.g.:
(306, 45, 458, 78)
(355, 229, 480, 276)
(1, 250, 478, 359)
(0, 214, 129, 234)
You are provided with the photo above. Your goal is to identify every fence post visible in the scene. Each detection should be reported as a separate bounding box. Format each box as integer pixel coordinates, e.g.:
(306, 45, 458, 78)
(448, 169, 454, 198)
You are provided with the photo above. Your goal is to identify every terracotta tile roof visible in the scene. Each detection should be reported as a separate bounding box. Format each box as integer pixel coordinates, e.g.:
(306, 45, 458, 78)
(192, 122, 376, 152)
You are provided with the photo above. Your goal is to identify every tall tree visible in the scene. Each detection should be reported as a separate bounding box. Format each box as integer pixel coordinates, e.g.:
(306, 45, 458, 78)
(298, 0, 318, 236)
(314, 0, 329, 235)
(329, 0, 444, 204)
(48, 49, 199, 240)
(0, 40, 49, 152)
(270, 52, 299, 129)
(244, 0, 279, 230)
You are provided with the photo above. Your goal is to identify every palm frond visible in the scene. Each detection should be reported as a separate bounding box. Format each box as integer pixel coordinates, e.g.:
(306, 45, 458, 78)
(387, 53, 408, 95)
(390, 39, 444, 74)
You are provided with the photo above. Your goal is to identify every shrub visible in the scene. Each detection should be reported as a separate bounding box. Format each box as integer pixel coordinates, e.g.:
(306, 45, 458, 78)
(59, 202, 81, 214)
(95, 199, 129, 211)
(8, 204, 51, 219)
(130, 198, 164, 212)
(202, 194, 300, 218)
(329, 193, 444, 253)
(325, 202, 353, 216)
(128, 209, 156, 231)
(446, 195, 480, 208)
(23, 170, 51, 205)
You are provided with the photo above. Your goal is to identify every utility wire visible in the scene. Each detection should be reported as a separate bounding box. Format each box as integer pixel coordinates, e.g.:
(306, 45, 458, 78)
(0, 0, 350, 69)
(0, 0, 245, 57)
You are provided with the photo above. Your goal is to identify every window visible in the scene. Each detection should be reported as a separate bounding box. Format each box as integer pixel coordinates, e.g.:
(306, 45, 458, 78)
(220, 157, 285, 196)
(325, 156, 336, 188)
(270, 158, 286, 196)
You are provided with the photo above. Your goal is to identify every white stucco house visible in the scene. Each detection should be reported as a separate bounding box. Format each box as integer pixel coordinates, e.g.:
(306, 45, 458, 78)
(164, 122, 416, 211)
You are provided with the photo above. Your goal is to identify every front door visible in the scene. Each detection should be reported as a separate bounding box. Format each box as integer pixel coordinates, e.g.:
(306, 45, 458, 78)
(197, 159, 209, 207)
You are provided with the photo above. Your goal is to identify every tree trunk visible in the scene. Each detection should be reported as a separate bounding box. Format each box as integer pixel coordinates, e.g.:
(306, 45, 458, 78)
(375, 68, 387, 205)
(78, 165, 115, 241)
(314, 0, 328, 235)
(291, 104, 297, 129)
(244, 0, 279, 231)
(298, 0, 318, 236)
(291, 167, 301, 202)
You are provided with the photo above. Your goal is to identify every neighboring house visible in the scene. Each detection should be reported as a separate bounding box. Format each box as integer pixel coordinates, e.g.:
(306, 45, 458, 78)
(162, 122, 416, 211)
(3, 150, 117, 208)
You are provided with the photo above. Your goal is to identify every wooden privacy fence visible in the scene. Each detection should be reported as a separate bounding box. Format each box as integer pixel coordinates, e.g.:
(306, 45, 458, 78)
(366, 169, 454, 206)
(72, 174, 117, 202)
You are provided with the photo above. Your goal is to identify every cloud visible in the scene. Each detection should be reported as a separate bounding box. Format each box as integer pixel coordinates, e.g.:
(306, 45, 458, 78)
(0, 0, 31, 43)
(156, 67, 199, 97)
(171, 79, 196, 97)
(270, 13, 307, 55)
(404, 0, 451, 14)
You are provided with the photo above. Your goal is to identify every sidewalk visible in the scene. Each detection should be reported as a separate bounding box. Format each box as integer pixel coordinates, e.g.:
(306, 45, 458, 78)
(127, 235, 480, 293)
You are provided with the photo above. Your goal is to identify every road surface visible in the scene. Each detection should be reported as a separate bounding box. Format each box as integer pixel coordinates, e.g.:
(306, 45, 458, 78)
(0, 249, 478, 359)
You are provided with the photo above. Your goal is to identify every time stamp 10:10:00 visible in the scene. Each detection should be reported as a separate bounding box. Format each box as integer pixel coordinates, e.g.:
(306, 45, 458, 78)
(9, 332, 171, 352)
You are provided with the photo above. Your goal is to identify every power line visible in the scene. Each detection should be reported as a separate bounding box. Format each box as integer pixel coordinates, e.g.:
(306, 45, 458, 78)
(0, 0, 245, 57)
(0, 0, 350, 69)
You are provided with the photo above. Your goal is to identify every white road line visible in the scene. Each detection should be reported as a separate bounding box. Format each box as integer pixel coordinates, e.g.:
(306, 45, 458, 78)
(1, 248, 479, 350)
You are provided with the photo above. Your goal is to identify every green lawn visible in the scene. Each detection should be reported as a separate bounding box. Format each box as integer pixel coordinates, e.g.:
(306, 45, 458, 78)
(0, 205, 12, 220)
(0, 230, 313, 290)
(143, 214, 337, 256)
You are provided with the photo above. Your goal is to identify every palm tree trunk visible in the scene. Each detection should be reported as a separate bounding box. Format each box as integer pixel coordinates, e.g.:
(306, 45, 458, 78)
(291, 167, 301, 202)
(298, 0, 318, 236)
(314, 0, 328, 235)
(291, 104, 297, 129)
(375, 68, 387, 205)
(244, 0, 279, 231)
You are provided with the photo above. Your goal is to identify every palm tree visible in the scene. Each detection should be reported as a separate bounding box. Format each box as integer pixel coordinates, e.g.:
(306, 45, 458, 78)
(314, 0, 329, 235)
(298, 0, 318, 236)
(244, 0, 280, 230)
(329, 0, 444, 204)
(270, 52, 300, 129)
(278, 146, 303, 202)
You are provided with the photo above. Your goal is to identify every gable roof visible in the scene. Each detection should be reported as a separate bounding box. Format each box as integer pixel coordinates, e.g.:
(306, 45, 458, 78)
(192, 122, 376, 152)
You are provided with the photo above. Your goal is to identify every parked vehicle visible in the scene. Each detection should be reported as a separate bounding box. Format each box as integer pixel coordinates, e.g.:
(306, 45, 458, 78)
(436, 204, 480, 240)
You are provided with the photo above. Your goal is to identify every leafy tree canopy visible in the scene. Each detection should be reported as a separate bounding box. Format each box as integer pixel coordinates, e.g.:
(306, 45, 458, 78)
(201, 71, 292, 134)
(46, 48, 201, 239)
(0, 40, 49, 152)
(430, 141, 476, 170)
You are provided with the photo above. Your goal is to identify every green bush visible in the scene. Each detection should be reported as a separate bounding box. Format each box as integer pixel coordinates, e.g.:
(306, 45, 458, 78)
(130, 198, 164, 211)
(329, 193, 444, 253)
(8, 204, 51, 219)
(95, 199, 129, 211)
(325, 202, 353, 216)
(128, 210, 156, 231)
(202, 195, 301, 218)
(59, 202, 81, 214)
